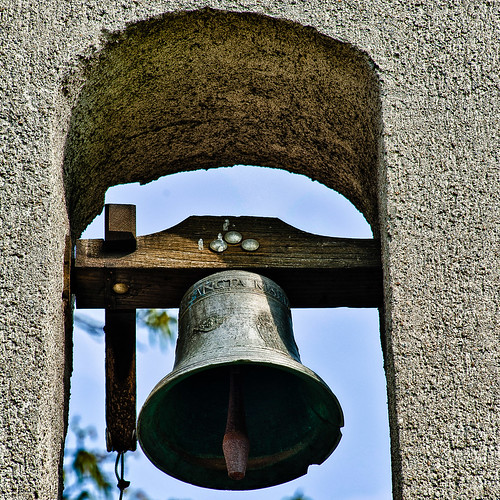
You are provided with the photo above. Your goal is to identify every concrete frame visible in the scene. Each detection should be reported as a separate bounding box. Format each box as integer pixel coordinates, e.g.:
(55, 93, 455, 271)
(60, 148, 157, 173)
(0, 2, 498, 499)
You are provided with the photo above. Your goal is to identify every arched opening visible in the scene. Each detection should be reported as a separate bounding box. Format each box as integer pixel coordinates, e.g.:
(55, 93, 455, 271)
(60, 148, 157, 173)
(63, 8, 381, 239)
(68, 166, 390, 500)
(63, 8, 386, 498)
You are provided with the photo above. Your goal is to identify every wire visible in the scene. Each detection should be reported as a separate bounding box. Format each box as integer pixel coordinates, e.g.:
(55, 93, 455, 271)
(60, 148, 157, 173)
(114, 452, 131, 500)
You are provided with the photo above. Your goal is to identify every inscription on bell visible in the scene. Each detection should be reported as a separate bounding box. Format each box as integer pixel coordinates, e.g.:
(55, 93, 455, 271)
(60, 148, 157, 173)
(182, 275, 290, 311)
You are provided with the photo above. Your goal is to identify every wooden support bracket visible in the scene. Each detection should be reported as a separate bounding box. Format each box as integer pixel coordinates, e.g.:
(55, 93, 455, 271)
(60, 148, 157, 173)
(73, 211, 382, 309)
(104, 204, 137, 253)
(74, 204, 382, 454)
(105, 309, 136, 452)
(102, 205, 137, 453)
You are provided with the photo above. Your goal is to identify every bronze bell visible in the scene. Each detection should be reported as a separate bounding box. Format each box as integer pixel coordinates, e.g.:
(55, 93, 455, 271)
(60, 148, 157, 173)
(137, 270, 343, 490)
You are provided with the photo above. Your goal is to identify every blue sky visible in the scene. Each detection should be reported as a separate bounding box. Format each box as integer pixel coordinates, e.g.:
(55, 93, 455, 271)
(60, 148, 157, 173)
(67, 165, 391, 500)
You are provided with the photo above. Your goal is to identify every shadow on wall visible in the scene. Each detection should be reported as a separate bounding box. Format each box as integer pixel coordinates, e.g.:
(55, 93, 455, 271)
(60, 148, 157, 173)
(61, 8, 382, 239)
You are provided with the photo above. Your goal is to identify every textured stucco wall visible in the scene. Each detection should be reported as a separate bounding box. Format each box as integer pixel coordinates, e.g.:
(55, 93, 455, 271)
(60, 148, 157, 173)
(0, 1, 498, 499)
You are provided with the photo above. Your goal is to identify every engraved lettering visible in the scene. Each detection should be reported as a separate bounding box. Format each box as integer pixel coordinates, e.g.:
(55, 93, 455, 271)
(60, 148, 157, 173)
(231, 278, 245, 288)
(182, 274, 290, 311)
(215, 279, 231, 289)
(254, 280, 264, 291)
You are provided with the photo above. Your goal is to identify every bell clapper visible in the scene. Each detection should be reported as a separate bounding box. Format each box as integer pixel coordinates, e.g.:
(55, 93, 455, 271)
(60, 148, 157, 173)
(222, 366, 250, 480)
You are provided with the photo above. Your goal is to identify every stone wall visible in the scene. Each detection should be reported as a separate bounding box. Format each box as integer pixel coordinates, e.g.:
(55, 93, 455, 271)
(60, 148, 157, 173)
(0, 1, 498, 498)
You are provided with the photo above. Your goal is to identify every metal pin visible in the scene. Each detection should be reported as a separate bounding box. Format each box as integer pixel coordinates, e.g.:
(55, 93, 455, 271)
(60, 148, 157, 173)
(210, 234, 228, 253)
(112, 283, 129, 294)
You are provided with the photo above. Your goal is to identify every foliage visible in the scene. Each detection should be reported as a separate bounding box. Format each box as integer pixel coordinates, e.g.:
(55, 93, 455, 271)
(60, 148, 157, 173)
(64, 419, 155, 500)
(74, 314, 108, 339)
(74, 309, 177, 347)
(63, 418, 113, 500)
(136, 309, 177, 351)
(282, 491, 312, 500)
(65, 309, 176, 499)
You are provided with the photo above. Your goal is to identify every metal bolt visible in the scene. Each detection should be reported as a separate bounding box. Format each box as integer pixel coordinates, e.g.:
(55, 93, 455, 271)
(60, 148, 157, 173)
(241, 239, 260, 252)
(224, 231, 243, 244)
(112, 283, 129, 294)
(210, 235, 228, 253)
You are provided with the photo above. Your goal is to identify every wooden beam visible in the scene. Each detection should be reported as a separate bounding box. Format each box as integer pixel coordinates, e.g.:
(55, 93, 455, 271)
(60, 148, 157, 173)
(104, 204, 136, 252)
(73, 215, 382, 309)
(103, 205, 137, 452)
(105, 309, 136, 452)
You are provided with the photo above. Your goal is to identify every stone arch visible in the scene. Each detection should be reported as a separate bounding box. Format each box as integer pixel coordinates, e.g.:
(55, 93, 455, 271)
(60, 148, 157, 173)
(62, 7, 387, 495)
(63, 8, 381, 238)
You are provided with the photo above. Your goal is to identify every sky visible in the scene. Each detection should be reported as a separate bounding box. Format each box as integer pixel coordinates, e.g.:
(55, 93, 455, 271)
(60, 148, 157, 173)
(66, 165, 391, 500)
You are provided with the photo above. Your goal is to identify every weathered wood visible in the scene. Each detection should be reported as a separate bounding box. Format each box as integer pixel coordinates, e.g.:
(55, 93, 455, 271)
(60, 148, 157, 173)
(104, 204, 137, 252)
(103, 204, 137, 452)
(63, 235, 72, 302)
(105, 310, 137, 452)
(74, 215, 382, 309)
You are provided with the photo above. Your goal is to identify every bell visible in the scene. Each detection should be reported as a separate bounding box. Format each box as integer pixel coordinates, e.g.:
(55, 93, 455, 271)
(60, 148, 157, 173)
(137, 270, 343, 490)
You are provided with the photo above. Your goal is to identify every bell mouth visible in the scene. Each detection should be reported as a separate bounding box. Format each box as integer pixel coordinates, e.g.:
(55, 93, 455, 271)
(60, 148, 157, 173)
(137, 357, 343, 491)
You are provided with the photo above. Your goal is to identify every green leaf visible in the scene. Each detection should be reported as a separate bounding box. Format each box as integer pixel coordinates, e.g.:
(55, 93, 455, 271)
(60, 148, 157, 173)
(72, 449, 112, 493)
(137, 309, 177, 350)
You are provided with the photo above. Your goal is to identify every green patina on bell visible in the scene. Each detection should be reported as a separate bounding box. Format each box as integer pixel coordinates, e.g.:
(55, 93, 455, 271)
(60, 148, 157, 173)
(137, 270, 343, 490)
